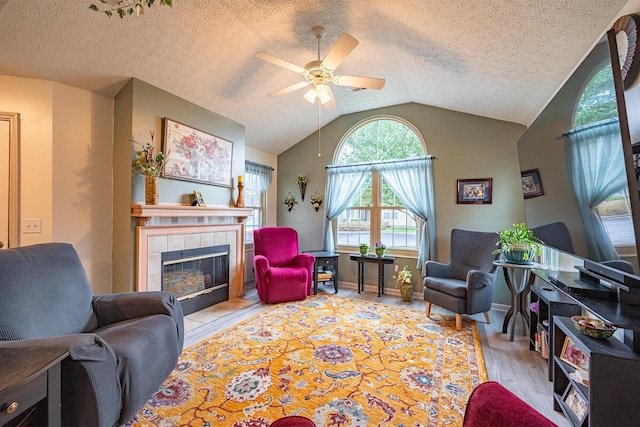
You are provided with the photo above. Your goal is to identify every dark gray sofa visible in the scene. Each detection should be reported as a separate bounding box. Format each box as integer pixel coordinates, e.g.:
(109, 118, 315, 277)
(0, 243, 184, 426)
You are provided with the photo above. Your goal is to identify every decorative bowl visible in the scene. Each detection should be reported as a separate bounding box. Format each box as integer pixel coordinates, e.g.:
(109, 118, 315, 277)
(571, 316, 616, 339)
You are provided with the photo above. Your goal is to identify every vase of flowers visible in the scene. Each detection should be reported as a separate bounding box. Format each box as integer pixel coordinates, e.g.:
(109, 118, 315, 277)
(297, 173, 308, 200)
(359, 243, 369, 255)
(132, 131, 168, 205)
(375, 241, 386, 257)
(394, 265, 413, 302)
(310, 192, 323, 212)
(283, 192, 297, 212)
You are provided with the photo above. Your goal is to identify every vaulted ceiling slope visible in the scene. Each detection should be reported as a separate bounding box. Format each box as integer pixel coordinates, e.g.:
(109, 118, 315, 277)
(0, 1, 634, 154)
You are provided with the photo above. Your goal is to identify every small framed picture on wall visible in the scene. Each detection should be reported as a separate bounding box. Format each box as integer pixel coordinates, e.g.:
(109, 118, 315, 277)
(456, 178, 492, 204)
(521, 169, 544, 199)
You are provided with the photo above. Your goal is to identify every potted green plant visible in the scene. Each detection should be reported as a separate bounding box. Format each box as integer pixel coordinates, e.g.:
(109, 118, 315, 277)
(375, 241, 386, 257)
(359, 243, 369, 255)
(492, 223, 543, 264)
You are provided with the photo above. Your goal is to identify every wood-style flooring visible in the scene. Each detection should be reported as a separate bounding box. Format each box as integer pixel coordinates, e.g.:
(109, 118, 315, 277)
(183, 283, 570, 426)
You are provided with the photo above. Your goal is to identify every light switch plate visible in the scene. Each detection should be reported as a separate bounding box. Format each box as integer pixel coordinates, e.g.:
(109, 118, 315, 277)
(23, 218, 42, 233)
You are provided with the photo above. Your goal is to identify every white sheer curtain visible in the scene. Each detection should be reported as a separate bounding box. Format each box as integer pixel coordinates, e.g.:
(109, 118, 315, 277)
(376, 157, 436, 273)
(563, 119, 626, 261)
(245, 161, 273, 195)
(323, 164, 372, 252)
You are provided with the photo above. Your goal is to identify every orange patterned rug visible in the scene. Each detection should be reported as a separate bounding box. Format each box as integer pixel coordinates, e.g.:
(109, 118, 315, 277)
(128, 295, 487, 427)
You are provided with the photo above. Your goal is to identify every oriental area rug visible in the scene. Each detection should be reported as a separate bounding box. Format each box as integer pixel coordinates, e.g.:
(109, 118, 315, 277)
(127, 295, 487, 427)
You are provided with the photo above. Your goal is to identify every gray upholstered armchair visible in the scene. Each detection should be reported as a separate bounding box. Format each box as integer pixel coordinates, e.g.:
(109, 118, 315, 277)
(423, 229, 499, 330)
(0, 243, 184, 426)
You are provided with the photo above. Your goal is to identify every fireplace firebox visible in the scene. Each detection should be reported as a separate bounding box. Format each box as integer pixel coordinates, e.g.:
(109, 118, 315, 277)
(161, 244, 229, 315)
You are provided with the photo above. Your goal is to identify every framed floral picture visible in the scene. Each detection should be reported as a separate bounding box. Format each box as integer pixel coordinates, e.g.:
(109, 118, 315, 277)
(162, 118, 233, 187)
(521, 169, 544, 199)
(456, 178, 492, 204)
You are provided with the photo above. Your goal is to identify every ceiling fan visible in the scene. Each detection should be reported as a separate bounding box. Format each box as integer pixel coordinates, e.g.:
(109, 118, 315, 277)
(256, 27, 385, 110)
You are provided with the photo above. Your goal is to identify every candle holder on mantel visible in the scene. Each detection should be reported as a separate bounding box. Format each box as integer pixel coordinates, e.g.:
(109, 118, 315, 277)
(235, 182, 245, 208)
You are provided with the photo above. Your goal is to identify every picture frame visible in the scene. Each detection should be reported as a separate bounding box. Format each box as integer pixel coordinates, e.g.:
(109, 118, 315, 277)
(562, 384, 588, 423)
(560, 337, 589, 372)
(194, 191, 206, 207)
(456, 178, 492, 204)
(521, 168, 544, 199)
(162, 118, 233, 187)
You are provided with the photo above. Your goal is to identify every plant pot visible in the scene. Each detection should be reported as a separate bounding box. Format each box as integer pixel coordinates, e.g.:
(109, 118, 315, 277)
(400, 282, 413, 302)
(145, 176, 159, 205)
(503, 244, 535, 264)
(359, 246, 368, 255)
(375, 248, 385, 257)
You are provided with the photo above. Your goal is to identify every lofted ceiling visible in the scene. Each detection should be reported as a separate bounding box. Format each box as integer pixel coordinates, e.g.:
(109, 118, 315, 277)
(0, 0, 637, 155)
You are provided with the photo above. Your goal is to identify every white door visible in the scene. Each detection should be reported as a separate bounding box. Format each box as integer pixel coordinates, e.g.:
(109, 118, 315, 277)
(0, 120, 8, 249)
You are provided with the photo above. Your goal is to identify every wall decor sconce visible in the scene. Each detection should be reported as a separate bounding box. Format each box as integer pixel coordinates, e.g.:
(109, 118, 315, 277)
(310, 191, 323, 212)
(297, 173, 308, 200)
(283, 192, 297, 212)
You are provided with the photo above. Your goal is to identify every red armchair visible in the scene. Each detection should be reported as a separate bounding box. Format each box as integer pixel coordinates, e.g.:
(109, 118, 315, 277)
(463, 381, 556, 427)
(253, 227, 316, 304)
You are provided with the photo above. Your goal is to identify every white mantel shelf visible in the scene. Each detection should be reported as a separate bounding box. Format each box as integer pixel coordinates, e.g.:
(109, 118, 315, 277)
(131, 203, 252, 226)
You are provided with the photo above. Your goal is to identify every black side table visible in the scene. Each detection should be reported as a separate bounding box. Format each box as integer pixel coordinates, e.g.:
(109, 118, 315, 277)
(349, 254, 395, 297)
(304, 250, 340, 294)
(0, 347, 68, 426)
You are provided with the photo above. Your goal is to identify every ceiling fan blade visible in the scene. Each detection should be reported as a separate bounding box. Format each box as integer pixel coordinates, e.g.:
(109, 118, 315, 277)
(256, 52, 306, 74)
(333, 75, 386, 90)
(321, 33, 359, 71)
(323, 86, 337, 111)
(267, 81, 311, 98)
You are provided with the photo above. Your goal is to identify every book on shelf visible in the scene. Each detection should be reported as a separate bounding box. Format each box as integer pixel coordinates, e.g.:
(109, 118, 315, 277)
(317, 272, 333, 281)
(540, 330, 549, 359)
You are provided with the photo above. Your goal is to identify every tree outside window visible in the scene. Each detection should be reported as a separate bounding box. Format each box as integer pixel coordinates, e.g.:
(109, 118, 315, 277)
(574, 64, 635, 247)
(335, 118, 425, 251)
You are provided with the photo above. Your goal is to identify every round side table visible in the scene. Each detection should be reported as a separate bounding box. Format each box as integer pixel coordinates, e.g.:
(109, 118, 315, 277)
(493, 260, 547, 341)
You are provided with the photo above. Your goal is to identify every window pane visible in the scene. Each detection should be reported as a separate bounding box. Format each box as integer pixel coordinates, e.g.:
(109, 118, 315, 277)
(350, 174, 372, 207)
(596, 190, 636, 246)
(337, 209, 370, 246)
(575, 65, 617, 127)
(380, 208, 418, 249)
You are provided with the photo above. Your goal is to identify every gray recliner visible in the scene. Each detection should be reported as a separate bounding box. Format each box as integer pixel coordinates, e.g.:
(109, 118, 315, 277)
(0, 243, 184, 426)
(423, 229, 499, 330)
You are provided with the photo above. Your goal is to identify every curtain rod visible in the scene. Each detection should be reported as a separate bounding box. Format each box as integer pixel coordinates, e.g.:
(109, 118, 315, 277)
(325, 155, 436, 169)
(559, 118, 618, 139)
(245, 160, 274, 170)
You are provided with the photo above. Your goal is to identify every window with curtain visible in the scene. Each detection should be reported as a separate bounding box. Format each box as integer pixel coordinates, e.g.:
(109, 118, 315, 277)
(333, 117, 427, 253)
(244, 161, 273, 244)
(572, 64, 635, 249)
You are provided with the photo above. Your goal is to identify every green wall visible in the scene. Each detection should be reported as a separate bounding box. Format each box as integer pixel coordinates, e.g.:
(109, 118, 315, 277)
(517, 42, 612, 259)
(113, 78, 245, 292)
(277, 102, 527, 305)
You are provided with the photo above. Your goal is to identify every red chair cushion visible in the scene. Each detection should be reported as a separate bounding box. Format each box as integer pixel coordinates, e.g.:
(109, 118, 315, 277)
(463, 381, 556, 427)
(270, 415, 316, 426)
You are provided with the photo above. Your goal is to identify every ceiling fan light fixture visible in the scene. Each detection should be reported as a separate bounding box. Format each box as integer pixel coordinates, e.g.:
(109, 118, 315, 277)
(304, 88, 317, 104)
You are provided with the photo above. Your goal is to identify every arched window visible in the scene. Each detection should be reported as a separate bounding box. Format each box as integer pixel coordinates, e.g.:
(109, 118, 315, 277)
(572, 63, 634, 248)
(574, 64, 617, 126)
(333, 117, 427, 253)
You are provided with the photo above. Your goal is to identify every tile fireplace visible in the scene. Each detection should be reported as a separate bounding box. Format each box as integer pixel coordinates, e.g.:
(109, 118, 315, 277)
(131, 204, 252, 314)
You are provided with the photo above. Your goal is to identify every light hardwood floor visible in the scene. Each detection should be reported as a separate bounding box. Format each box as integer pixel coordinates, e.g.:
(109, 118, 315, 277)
(183, 284, 570, 426)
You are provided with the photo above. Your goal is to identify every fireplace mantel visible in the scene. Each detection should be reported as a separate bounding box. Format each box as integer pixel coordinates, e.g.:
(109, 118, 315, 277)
(131, 203, 252, 225)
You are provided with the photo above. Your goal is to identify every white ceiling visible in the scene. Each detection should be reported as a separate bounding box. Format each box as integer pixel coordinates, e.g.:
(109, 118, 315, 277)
(0, 0, 637, 154)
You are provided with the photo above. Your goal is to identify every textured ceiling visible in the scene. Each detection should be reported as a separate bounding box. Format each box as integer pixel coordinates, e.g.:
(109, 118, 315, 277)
(0, 0, 635, 154)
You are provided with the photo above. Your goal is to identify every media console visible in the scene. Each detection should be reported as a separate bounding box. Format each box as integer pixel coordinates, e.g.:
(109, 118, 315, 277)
(532, 265, 640, 426)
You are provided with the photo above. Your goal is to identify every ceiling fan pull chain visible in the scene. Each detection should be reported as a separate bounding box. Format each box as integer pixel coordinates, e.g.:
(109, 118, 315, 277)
(317, 100, 322, 157)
